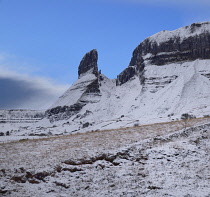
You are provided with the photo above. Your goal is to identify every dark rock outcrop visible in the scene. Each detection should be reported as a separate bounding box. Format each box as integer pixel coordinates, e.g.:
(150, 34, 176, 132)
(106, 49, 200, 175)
(46, 77, 101, 122)
(137, 34, 210, 66)
(134, 22, 210, 66)
(46, 102, 85, 122)
(46, 49, 101, 122)
(117, 22, 210, 85)
(78, 49, 98, 77)
(116, 66, 136, 86)
(84, 79, 100, 94)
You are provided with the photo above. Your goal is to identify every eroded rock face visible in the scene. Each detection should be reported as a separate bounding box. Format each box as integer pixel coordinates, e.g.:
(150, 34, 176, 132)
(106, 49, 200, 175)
(46, 103, 85, 122)
(116, 66, 136, 86)
(46, 49, 101, 122)
(78, 49, 98, 77)
(135, 34, 210, 66)
(117, 22, 210, 85)
(139, 22, 210, 65)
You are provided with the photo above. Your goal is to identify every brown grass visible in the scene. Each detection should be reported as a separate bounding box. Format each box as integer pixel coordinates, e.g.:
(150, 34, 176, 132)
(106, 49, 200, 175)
(1, 116, 209, 171)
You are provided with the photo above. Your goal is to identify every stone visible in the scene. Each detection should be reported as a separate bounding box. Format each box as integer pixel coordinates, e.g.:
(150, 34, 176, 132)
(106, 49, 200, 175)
(11, 175, 27, 183)
(117, 22, 210, 85)
(46, 49, 101, 122)
(116, 66, 136, 86)
(78, 49, 98, 77)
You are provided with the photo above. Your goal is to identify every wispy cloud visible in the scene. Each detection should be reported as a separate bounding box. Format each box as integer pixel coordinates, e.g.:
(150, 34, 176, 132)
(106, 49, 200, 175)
(0, 64, 69, 110)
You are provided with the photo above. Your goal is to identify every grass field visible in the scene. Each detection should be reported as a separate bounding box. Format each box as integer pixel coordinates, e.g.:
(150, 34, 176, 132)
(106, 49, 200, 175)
(0, 116, 210, 196)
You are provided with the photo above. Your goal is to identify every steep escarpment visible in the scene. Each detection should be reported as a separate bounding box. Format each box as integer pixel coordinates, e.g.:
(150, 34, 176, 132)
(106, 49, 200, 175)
(136, 22, 210, 65)
(117, 22, 210, 85)
(78, 49, 99, 77)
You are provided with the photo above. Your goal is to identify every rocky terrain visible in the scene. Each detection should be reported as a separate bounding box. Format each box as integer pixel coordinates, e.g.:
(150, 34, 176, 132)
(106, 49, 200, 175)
(0, 118, 210, 196)
(0, 110, 44, 122)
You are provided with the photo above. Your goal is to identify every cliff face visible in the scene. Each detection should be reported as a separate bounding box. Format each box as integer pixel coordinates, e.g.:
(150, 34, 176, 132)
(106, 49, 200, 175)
(117, 22, 210, 85)
(46, 22, 210, 131)
(46, 50, 101, 122)
(78, 49, 99, 78)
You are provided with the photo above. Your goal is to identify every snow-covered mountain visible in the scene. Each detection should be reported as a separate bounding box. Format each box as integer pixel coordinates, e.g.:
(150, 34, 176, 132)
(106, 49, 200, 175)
(43, 22, 210, 133)
(1, 22, 210, 197)
(0, 109, 44, 123)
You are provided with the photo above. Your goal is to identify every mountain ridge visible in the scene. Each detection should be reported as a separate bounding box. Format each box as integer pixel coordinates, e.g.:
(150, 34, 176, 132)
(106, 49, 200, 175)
(1, 22, 210, 197)
(43, 22, 210, 133)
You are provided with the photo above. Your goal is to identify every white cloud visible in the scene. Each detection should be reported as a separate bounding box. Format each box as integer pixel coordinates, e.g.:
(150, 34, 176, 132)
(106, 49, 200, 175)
(0, 67, 69, 110)
(0, 52, 70, 109)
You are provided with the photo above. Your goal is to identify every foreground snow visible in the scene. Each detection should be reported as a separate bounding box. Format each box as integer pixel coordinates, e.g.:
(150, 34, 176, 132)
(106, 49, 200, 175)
(1, 118, 210, 196)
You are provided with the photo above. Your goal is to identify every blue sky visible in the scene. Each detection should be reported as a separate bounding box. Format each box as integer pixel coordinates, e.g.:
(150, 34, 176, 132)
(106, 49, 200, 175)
(0, 0, 210, 109)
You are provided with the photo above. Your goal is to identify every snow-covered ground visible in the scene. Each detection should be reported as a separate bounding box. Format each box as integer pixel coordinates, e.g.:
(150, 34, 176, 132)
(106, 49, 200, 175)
(54, 59, 210, 131)
(1, 58, 210, 139)
(0, 118, 210, 196)
(13, 59, 209, 138)
(0, 109, 44, 120)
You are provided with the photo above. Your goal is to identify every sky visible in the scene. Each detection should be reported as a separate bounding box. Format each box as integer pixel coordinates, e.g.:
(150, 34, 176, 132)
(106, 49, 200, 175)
(0, 0, 210, 109)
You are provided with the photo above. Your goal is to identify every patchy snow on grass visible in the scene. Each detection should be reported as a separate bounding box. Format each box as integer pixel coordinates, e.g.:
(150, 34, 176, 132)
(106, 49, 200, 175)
(0, 119, 210, 196)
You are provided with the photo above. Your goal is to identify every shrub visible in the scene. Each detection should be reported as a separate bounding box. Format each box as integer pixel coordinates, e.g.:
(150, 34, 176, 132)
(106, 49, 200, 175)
(82, 122, 90, 128)
(181, 113, 196, 120)
(134, 123, 139, 127)
(203, 115, 210, 118)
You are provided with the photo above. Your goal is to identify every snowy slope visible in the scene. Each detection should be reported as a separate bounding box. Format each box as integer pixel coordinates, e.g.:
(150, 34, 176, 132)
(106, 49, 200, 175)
(1, 120, 210, 196)
(50, 73, 98, 108)
(148, 21, 210, 45)
(44, 59, 210, 134)
(135, 60, 210, 121)
(1, 22, 210, 138)
(51, 60, 210, 129)
(4, 59, 209, 137)
(0, 109, 44, 120)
